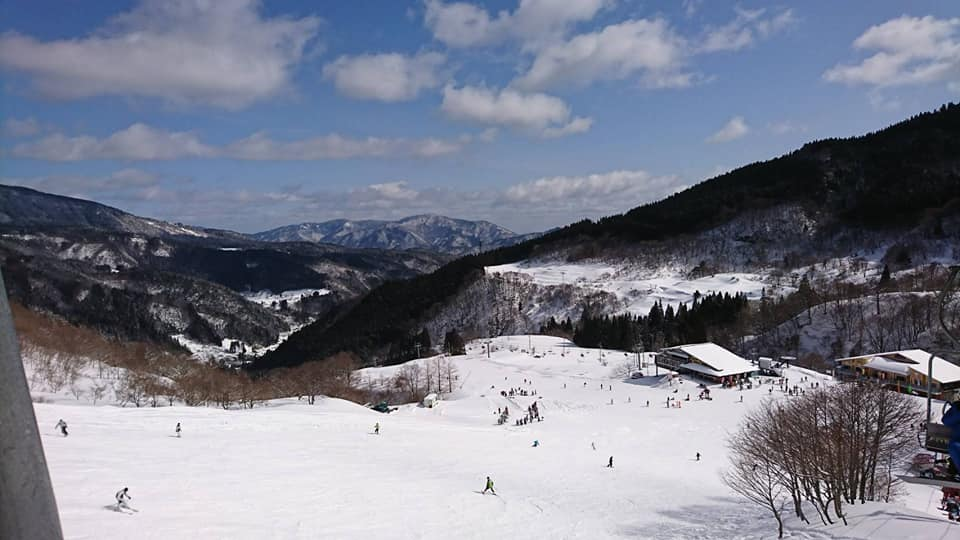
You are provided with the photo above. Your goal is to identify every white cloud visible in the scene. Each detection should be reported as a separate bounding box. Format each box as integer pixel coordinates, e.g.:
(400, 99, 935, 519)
(501, 169, 686, 209)
(0, 0, 320, 109)
(424, 0, 607, 49)
(541, 116, 593, 138)
(441, 85, 592, 137)
(706, 116, 749, 143)
(824, 15, 960, 88)
(323, 52, 446, 102)
(2, 117, 42, 137)
(11, 123, 213, 160)
(699, 7, 795, 53)
(512, 19, 690, 91)
(10, 124, 468, 161)
(224, 132, 463, 160)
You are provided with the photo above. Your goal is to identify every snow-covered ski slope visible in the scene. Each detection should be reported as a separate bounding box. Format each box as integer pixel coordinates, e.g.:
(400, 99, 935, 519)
(33, 336, 957, 539)
(487, 262, 775, 314)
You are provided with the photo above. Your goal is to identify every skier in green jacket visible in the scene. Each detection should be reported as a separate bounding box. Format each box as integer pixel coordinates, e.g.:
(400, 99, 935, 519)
(482, 476, 496, 495)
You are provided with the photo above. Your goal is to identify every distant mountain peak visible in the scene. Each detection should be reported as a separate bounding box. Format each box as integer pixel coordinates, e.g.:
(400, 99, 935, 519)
(252, 214, 535, 255)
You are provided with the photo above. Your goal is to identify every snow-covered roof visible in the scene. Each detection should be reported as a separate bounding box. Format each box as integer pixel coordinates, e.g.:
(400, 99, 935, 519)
(663, 343, 756, 376)
(680, 361, 756, 377)
(836, 349, 960, 384)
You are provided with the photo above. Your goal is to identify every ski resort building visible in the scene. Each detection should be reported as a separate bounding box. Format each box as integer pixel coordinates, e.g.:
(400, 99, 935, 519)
(654, 343, 758, 384)
(833, 349, 960, 399)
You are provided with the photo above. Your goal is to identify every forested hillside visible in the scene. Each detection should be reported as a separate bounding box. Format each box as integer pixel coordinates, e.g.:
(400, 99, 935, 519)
(254, 103, 960, 370)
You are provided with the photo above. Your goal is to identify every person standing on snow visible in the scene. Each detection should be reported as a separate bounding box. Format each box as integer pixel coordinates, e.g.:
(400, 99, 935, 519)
(607, 456, 614, 468)
(374, 422, 380, 435)
(115, 487, 132, 510)
(482, 476, 496, 495)
(55, 419, 68, 437)
(696, 452, 701, 461)
(175, 422, 181, 438)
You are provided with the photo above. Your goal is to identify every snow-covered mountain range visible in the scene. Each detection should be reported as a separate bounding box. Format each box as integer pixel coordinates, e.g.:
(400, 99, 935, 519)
(252, 214, 539, 255)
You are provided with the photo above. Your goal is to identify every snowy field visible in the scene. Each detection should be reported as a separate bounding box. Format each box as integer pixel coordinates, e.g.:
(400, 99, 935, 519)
(32, 336, 958, 539)
(241, 288, 331, 307)
(487, 262, 777, 314)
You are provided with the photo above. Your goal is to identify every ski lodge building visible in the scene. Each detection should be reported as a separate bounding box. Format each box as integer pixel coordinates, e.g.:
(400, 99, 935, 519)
(654, 342, 758, 384)
(833, 349, 960, 399)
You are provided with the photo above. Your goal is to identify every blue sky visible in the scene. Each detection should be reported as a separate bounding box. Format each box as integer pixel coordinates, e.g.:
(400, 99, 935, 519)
(1, 1, 958, 233)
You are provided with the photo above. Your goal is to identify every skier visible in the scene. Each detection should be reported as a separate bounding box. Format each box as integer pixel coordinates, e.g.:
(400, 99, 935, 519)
(696, 452, 701, 461)
(482, 476, 496, 495)
(55, 419, 68, 437)
(115, 487, 132, 510)
(532, 440, 539, 447)
(607, 456, 614, 468)
(591, 442, 597, 450)
(175, 422, 181, 438)
(374, 422, 380, 435)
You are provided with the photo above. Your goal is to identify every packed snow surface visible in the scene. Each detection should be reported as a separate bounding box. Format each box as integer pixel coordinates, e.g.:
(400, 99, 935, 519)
(487, 262, 775, 314)
(33, 336, 956, 539)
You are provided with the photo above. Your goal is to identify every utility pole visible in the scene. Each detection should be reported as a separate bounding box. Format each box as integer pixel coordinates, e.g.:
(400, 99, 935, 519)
(0, 270, 64, 540)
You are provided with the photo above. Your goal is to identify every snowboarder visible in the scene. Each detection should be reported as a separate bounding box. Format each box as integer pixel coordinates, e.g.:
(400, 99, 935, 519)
(55, 419, 68, 437)
(532, 440, 539, 447)
(696, 452, 701, 461)
(175, 422, 181, 438)
(115, 487, 132, 510)
(607, 456, 614, 468)
(374, 422, 380, 435)
(482, 476, 496, 495)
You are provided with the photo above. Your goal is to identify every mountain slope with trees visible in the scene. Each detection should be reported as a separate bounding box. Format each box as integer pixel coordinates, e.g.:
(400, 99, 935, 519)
(253, 214, 538, 255)
(253, 103, 960, 370)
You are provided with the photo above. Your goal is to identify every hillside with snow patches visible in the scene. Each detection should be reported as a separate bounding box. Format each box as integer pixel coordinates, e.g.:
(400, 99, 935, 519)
(252, 214, 538, 255)
(28, 336, 957, 539)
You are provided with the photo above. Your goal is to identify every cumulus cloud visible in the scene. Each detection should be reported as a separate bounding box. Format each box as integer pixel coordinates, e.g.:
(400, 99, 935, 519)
(323, 52, 446, 102)
(224, 132, 463, 160)
(823, 15, 960, 89)
(424, 0, 607, 49)
(0, 0, 320, 108)
(512, 19, 690, 91)
(501, 170, 684, 207)
(699, 7, 795, 53)
(441, 85, 591, 137)
(10, 124, 468, 161)
(11, 123, 213, 160)
(706, 116, 749, 143)
(2, 117, 42, 138)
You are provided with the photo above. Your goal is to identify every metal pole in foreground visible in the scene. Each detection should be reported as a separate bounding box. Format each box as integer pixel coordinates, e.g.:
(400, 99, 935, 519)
(0, 270, 64, 540)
